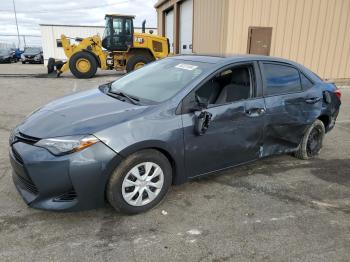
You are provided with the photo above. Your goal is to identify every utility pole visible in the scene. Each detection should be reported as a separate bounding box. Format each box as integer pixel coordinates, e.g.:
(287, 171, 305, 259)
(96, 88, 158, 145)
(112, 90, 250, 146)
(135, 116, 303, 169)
(12, 0, 21, 48)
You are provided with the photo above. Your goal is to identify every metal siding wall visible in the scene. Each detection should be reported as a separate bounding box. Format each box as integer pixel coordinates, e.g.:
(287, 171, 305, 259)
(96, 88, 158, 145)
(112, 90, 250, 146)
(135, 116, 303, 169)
(224, 0, 350, 79)
(192, 0, 228, 55)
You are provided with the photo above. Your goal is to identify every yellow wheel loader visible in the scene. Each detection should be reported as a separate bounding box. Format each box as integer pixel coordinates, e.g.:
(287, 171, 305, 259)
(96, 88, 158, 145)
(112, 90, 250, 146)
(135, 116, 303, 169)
(48, 14, 170, 78)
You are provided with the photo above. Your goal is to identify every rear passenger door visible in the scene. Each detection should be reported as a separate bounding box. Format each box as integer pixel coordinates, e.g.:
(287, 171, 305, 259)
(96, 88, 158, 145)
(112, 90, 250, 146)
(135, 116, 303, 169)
(260, 62, 322, 156)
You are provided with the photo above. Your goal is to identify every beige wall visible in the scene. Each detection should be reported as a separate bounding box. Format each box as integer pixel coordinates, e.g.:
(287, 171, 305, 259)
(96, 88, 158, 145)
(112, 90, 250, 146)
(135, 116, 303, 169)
(192, 0, 229, 55)
(224, 0, 350, 79)
(156, 0, 350, 79)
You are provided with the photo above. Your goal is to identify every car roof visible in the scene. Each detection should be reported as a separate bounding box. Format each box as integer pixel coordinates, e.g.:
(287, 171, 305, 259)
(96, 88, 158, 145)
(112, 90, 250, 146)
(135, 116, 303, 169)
(170, 54, 322, 82)
(171, 54, 301, 66)
(170, 55, 226, 64)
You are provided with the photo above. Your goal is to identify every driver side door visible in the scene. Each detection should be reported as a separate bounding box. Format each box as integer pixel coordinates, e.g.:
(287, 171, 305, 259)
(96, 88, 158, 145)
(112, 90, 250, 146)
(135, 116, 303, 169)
(181, 62, 265, 178)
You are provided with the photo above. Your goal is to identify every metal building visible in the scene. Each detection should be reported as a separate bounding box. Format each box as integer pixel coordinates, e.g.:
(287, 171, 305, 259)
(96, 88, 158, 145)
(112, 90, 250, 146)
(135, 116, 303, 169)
(155, 0, 350, 79)
(40, 24, 158, 65)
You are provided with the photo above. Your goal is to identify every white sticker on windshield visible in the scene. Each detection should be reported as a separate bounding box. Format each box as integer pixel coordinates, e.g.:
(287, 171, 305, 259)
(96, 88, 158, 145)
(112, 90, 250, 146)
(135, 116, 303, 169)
(175, 63, 198, 70)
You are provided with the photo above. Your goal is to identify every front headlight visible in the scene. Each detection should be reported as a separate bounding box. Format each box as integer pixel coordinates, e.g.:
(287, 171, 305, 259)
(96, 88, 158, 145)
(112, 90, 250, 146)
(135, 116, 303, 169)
(35, 135, 99, 155)
(34, 54, 41, 59)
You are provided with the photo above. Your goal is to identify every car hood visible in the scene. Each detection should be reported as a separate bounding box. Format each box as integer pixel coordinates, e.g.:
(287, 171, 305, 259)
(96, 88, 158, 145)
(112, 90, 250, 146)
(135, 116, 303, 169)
(23, 52, 40, 56)
(18, 89, 148, 138)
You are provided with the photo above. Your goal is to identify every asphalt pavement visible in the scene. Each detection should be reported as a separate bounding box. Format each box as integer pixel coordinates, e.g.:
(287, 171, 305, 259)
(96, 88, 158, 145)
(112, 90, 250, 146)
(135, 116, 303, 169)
(0, 63, 349, 262)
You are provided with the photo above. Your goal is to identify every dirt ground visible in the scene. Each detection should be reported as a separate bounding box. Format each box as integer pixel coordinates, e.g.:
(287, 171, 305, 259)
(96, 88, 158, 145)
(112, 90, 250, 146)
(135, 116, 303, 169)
(0, 63, 349, 262)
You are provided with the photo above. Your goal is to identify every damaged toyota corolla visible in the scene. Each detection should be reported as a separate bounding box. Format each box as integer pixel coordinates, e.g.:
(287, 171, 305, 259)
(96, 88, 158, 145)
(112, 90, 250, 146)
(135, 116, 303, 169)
(9, 55, 341, 214)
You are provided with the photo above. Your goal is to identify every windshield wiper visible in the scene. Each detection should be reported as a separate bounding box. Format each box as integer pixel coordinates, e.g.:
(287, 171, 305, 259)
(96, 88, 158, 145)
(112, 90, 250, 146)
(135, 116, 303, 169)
(108, 90, 140, 105)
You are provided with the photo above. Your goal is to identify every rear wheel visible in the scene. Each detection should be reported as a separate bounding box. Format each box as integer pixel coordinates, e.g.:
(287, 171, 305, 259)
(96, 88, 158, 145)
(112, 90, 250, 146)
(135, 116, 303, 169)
(294, 120, 325, 160)
(126, 54, 154, 73)
(107, 149, 172, 214)
(69, 52, 98, 78)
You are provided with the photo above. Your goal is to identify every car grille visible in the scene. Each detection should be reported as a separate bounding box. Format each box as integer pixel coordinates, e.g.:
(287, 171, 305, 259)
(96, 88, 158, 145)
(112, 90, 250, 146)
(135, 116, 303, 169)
(53, 189, 77, 202)
(13, 172, 39, 195)
(16, 132, 40, 145)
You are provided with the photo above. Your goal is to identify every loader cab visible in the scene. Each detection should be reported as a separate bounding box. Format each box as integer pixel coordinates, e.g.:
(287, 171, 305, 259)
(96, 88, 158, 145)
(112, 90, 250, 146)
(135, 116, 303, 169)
(102, 14, 134, 52)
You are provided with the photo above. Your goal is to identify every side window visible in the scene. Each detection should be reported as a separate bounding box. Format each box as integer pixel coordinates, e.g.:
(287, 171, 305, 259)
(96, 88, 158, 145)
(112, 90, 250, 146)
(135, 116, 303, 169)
(196, 65, 253, 105)
(263, 63, 301, 96)
(113, 19, 123, 35)
(125, 19, 132, 35)
(300, 72, 314, 90)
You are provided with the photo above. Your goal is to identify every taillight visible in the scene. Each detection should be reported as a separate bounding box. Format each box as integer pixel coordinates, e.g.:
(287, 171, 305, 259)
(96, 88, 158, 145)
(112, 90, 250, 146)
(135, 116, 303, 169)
(335, 89, 341, 100)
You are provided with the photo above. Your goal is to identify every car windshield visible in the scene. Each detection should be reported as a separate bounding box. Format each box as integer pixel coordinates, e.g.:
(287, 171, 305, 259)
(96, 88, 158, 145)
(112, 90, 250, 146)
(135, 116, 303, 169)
(25, 47, 41, 53)
(110, 59, 210, 103)
(0, 49, 10, 55)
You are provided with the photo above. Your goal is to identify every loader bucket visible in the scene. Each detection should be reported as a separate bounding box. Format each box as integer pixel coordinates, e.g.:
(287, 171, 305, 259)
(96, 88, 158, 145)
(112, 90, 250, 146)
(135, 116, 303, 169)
(47, 58, 65, 77)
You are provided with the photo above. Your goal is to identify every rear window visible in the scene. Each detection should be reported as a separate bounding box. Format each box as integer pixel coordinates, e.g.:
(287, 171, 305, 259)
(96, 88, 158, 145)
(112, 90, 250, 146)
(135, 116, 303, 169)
(263, 63, 301, 96)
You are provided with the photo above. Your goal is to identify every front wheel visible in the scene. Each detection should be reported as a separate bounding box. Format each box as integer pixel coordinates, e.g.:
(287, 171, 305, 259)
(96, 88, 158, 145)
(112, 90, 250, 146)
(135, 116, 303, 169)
(69, 51, 98, 79)
(294, 119, 325, 160)
(107, 149, 172, 214)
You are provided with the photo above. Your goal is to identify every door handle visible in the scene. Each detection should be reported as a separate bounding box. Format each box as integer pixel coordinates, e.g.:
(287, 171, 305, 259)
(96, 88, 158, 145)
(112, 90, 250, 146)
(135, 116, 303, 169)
(246, 108, 266, 117)
(305, 97, 321, 104)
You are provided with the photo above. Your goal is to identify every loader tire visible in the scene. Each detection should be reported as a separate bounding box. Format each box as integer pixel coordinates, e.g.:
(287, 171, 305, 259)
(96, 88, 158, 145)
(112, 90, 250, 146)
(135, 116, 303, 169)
(69, 52, 98, 79)
(126, 54, 154, 73)
(47, 58, 55, 74)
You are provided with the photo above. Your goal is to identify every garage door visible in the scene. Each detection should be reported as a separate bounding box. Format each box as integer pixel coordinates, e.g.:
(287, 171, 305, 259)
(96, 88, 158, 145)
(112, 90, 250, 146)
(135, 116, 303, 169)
(180, 0, 193, 54)
(165, 9, 174, 54)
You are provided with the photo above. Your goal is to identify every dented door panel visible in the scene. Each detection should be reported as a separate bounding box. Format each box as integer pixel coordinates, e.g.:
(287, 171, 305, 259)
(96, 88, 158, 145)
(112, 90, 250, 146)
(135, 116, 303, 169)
(182, 98, 265, 178)
(262, 85, 323, 156)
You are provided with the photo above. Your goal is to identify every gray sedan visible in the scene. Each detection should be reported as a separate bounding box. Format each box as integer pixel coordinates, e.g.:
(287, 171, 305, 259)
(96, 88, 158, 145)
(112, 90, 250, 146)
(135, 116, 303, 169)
(9, 55, 341, 214)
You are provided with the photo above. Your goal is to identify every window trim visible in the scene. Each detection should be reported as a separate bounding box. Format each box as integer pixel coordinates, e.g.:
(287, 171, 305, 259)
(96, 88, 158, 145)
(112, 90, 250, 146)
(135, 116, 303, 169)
(259, 61, 305, 97)
(300, 71, 315, 90)
(179, 61, 261, 114)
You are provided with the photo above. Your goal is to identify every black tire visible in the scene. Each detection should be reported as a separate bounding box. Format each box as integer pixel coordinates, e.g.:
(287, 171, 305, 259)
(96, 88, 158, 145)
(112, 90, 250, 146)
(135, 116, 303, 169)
(55, 61, 65, 71)
(107, 149, 172, 214)
(294, 119, 325, 160)
(47, 58, 55, 73)
(21, 61, 25, 64)
(69, 52, 98, 79)
(126, 54, 154, 73)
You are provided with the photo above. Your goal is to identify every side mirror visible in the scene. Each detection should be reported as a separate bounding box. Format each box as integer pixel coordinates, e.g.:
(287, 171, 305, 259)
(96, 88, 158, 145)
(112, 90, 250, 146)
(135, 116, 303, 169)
(196, 94, 209, 109)
(193, 94, 212, 135)
(194, 111, 212, 136)
(190, 94, 208, 112)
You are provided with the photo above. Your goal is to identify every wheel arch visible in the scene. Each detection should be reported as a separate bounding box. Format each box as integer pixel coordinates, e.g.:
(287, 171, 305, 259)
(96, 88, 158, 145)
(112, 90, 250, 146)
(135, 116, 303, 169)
(318, 114, 331, 131)
(127, 48, 156, 60)
(117, 140, 186, 185)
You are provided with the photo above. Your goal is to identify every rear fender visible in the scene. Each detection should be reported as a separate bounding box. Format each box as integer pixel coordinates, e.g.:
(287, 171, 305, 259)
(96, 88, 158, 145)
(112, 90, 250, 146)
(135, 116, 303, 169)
(126, 48, 155, 60)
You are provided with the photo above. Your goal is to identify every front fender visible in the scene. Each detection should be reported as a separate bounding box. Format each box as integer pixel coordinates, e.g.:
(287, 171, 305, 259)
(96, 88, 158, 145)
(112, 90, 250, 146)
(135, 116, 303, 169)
(94, 110, 186, 184)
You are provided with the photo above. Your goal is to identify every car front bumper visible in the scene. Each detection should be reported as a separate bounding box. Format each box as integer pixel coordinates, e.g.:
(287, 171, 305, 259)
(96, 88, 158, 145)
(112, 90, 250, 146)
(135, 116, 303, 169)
(22, 56, 41, 62)
(9, 141, 122, 211)
(0, 57, 11, 63)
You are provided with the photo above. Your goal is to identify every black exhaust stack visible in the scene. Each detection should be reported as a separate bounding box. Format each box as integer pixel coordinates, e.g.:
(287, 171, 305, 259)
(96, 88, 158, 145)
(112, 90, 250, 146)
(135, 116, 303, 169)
(142, 20, 146, 33)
